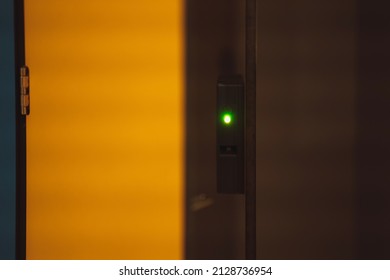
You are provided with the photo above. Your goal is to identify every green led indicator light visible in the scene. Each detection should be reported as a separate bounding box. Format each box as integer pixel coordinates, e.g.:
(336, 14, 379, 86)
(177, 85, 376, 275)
(222, 113, 233, 125)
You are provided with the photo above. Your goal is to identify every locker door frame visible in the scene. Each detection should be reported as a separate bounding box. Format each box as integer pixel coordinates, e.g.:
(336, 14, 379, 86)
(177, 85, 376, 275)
(245, 0, 257, 259)
(14, 0, 27, 260)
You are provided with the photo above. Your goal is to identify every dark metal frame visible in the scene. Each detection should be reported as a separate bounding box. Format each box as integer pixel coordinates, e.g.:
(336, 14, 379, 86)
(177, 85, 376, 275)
(14, 0, 27, 260)
(245, 0, 257, 260)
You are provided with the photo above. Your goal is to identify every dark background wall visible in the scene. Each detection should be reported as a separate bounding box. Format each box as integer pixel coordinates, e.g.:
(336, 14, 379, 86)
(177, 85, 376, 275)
(256, 0, 390, 259)
(256, 0, 357, 259)
(0, 0, 16, 260)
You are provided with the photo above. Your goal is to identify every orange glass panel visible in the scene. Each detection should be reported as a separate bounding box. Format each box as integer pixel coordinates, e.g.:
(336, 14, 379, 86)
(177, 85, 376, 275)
(25, 0, 183, 259)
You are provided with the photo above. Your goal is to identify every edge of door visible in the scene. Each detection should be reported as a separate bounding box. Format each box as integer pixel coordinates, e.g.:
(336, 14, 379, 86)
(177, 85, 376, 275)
(14, 0, 27, 260)
(245, 0, 257, 260)
(184, 0, 257, 259)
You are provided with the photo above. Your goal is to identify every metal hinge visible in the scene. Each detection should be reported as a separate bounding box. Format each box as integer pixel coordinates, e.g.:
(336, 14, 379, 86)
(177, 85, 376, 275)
(20, 66, 30, 115)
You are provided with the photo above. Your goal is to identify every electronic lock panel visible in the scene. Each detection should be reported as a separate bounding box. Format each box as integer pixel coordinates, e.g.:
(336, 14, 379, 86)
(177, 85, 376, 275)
(217, 77, 244, 194)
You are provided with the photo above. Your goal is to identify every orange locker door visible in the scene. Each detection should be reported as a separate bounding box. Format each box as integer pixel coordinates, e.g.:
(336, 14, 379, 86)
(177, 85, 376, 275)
(25, 0, 183, 259)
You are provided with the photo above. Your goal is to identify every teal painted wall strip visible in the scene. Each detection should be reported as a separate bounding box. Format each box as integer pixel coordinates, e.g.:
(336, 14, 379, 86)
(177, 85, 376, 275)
(0, 0, 16, 260)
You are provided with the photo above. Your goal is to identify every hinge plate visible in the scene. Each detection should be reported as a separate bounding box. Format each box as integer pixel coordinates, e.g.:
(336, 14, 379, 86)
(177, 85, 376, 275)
(20, 66, 30, 116)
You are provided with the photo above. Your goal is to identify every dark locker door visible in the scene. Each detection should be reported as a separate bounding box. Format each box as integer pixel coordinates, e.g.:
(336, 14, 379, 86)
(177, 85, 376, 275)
(185, 0, 247, 259)
(256, 0, 390, 259)
(186, 0, 390, 260)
